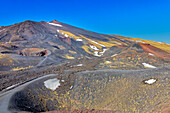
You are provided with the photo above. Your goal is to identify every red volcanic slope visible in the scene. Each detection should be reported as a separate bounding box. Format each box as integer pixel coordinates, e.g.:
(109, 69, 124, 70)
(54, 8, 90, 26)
(51, 20, 61, 24)
(139, 43, 170, 59)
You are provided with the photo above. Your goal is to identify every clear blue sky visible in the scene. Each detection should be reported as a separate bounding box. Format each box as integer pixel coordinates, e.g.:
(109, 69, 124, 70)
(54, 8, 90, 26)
(0, 0, 170, 43)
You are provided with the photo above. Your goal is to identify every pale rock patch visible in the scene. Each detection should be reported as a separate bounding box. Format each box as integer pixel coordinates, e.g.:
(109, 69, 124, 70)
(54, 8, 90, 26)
(144, 79, 157, 84)
(142, 63, 156, 68)
(111, 54, 118, 57)
(76, 64, 83, 66)
(44, 78, 60, 91)
(105, 61, 111, 64)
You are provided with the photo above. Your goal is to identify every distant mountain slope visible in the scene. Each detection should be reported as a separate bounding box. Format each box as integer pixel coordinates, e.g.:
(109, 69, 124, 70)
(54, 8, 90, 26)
(0, 20, 169, 71)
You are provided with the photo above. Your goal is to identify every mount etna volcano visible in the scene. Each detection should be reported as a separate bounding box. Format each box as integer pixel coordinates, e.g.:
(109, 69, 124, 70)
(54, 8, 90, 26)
(0, 20, 169, 113)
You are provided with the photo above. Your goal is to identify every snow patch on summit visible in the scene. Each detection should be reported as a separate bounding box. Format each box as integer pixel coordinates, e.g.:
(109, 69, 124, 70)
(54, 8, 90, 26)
(76, 39, 83, 41)
(90, 45, 99, 50)
(90, 40, 105, 47)
(94, 48, 107, 57)
(148, 53, 154, 56)
(48, 23, 62, 27)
